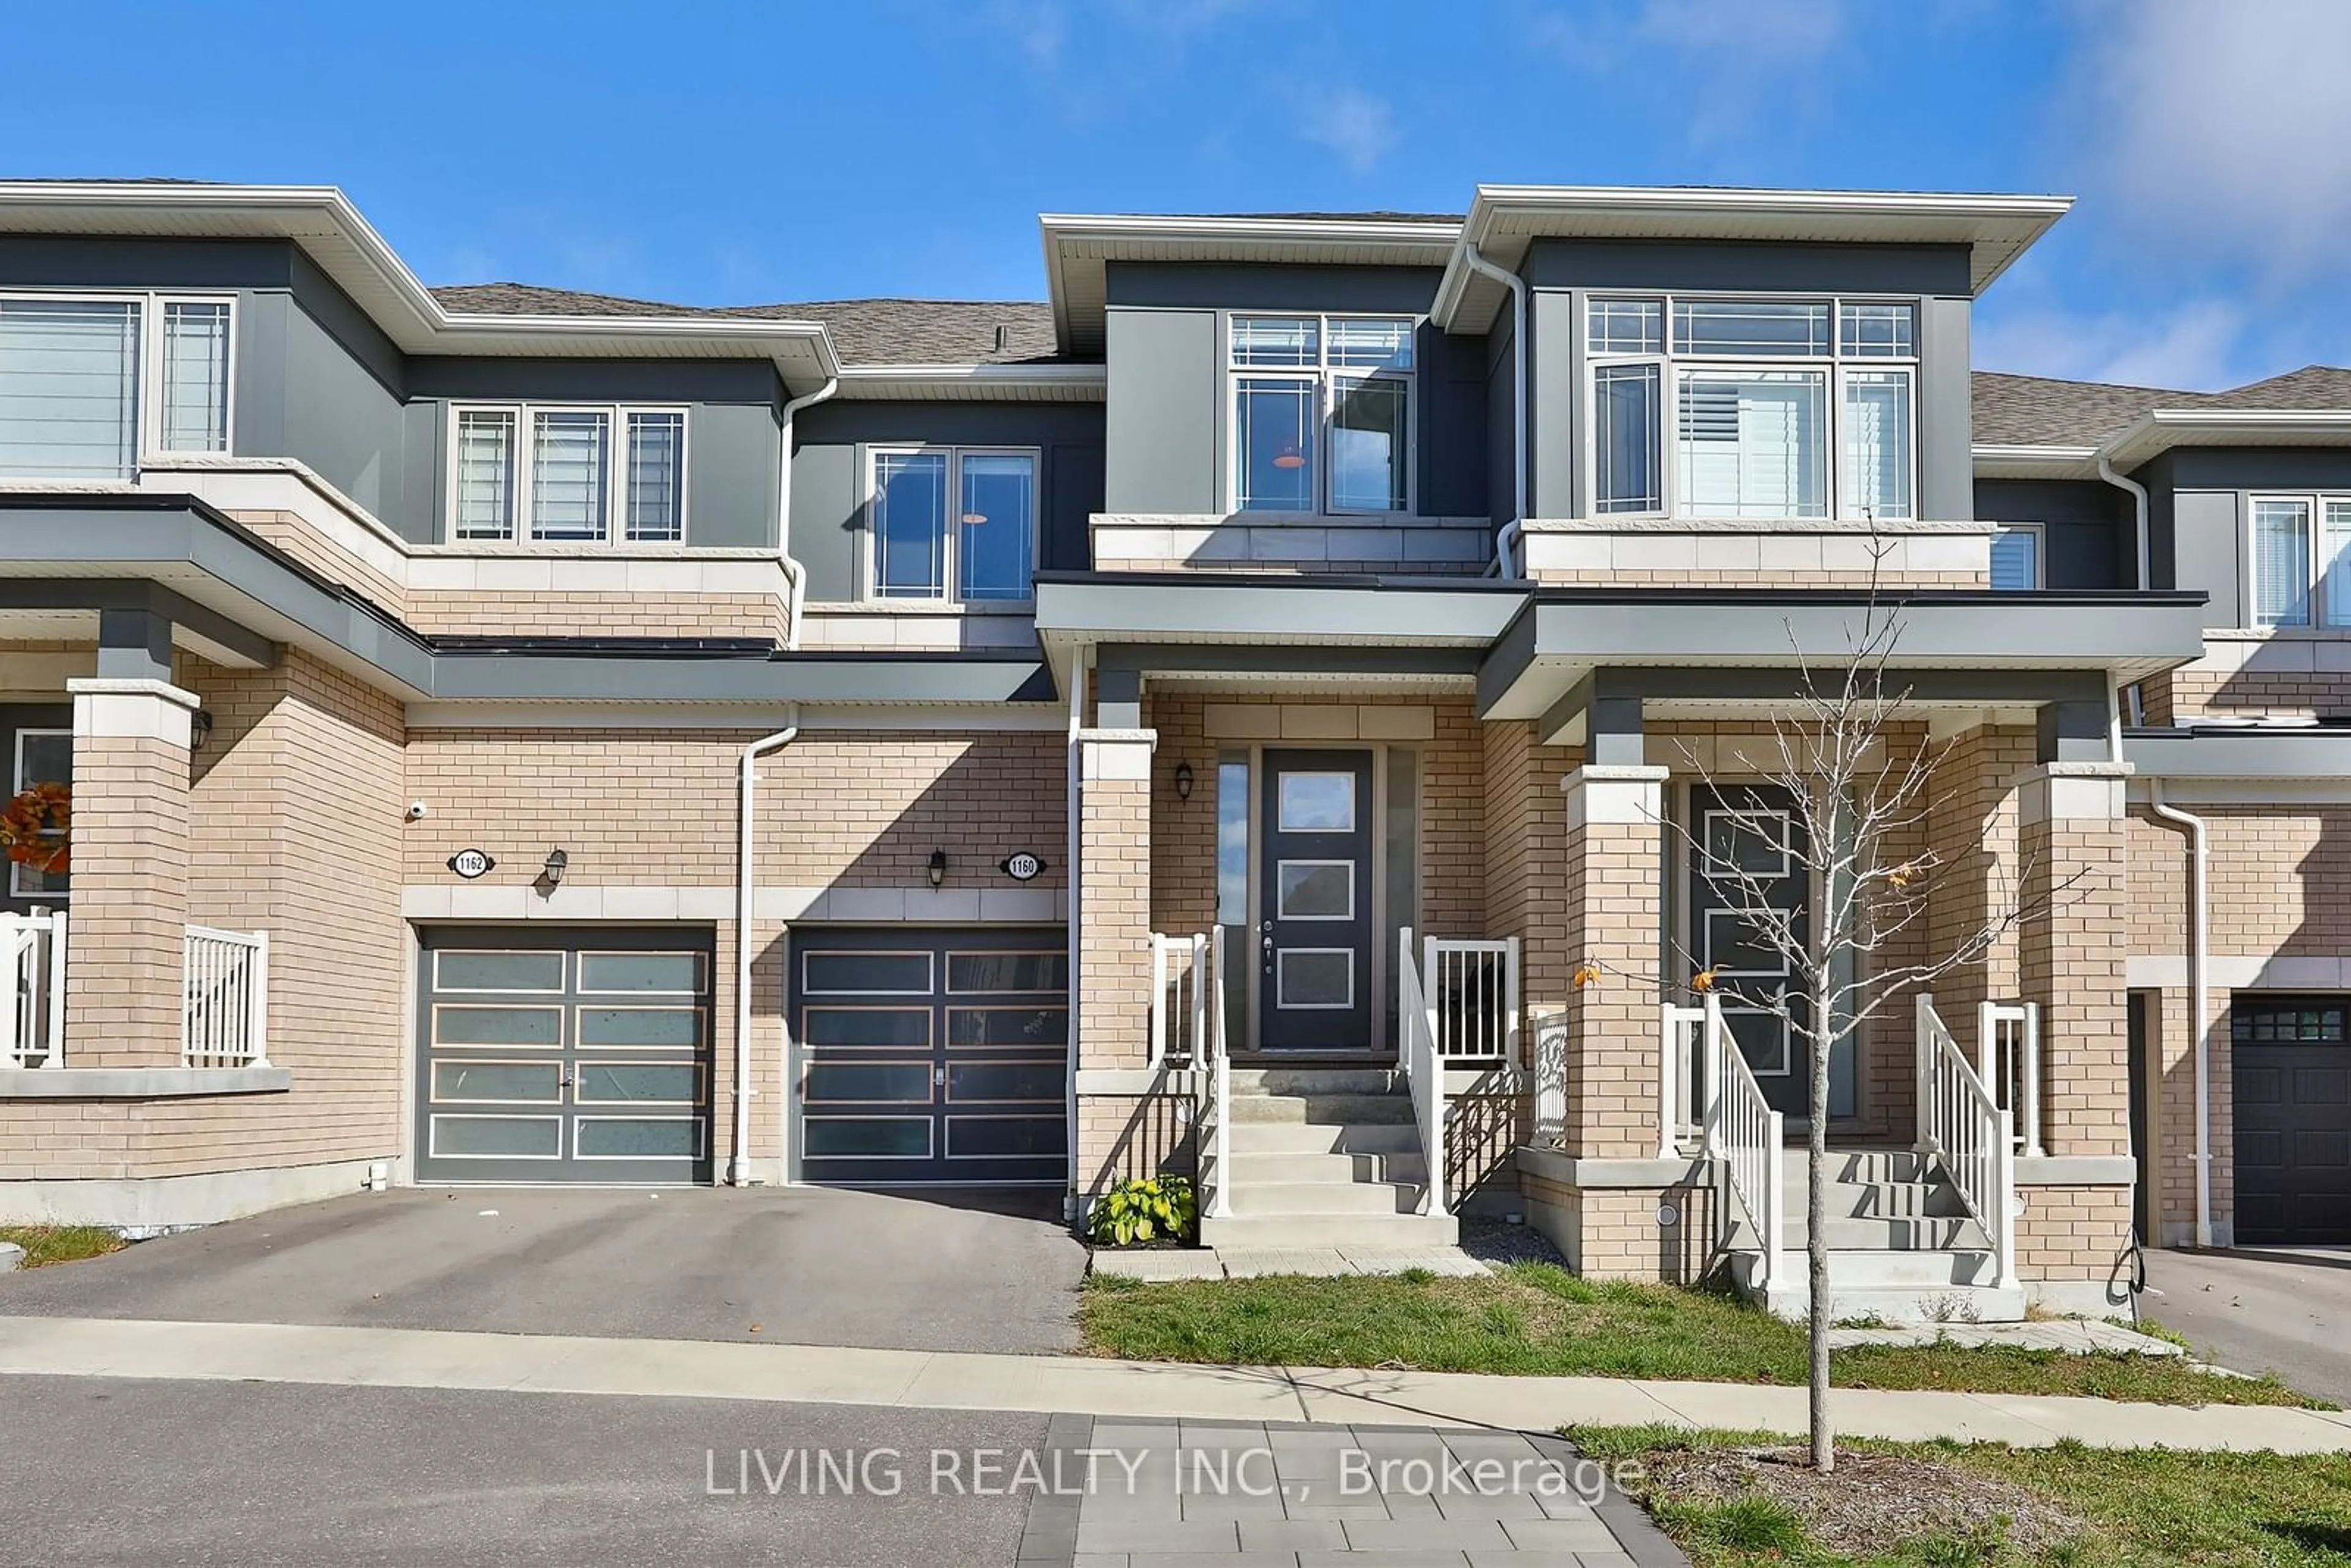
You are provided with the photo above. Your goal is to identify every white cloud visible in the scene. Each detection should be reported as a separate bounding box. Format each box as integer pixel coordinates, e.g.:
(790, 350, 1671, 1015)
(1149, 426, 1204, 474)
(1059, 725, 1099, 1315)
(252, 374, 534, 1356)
(1625, 0, 1851, 62)
(1299, 89, 1397, 174)
(1520, 0, 1858, 147)
(2083, 0, 2351, 281)
(1973, 299, 2251, 391)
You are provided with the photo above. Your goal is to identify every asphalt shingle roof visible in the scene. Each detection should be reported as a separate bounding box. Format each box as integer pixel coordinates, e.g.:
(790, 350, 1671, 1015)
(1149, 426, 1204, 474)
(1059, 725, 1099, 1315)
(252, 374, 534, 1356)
(1971, 365, 2351, 448)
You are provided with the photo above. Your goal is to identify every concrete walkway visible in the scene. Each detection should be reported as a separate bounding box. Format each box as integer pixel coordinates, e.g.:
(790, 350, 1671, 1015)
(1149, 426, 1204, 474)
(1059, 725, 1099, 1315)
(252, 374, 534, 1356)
(0, 1313, 2342, 1454)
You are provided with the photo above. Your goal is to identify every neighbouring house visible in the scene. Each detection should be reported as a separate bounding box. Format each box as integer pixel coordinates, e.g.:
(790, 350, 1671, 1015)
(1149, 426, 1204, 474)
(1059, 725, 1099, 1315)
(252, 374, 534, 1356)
(0, 179, 2342, 1321)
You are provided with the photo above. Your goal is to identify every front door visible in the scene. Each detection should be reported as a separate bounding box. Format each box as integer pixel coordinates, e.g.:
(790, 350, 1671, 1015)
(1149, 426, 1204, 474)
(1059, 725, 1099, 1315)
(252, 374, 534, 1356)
(1689, 784, 1815, 1120)
(1257, 749, 1374, 1052)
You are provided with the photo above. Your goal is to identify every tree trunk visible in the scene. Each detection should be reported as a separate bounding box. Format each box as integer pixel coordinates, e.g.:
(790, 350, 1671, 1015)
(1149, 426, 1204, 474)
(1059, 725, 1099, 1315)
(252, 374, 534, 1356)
(1809, 983, 1836, 1472)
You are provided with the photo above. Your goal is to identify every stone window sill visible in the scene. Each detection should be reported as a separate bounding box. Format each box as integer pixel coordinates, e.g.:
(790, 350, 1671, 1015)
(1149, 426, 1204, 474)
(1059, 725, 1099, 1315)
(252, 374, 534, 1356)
(0, 1066, 291, 1099)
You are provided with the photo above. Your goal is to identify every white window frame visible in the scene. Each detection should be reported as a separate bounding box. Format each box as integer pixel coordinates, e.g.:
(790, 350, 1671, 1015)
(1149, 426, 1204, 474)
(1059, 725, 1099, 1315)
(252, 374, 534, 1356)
(1581, 292, 1919, 523)
(0, 290, 238, 475)
(2244, 493, 2351, 631)
(1989, 522, 2045, 592)
(861, 444, 1042, 607)
(1223, 312, 1419, 517)
(442, 402, 691, 546)
(9, 727, 69, 901)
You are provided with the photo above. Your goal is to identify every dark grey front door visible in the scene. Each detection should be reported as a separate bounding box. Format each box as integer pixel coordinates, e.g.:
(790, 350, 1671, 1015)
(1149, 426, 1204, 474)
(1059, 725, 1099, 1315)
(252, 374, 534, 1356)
(414, 927, 714, 1185)
(1257, 749, 1374, 1052)
(1689, 784, 1812, 1119)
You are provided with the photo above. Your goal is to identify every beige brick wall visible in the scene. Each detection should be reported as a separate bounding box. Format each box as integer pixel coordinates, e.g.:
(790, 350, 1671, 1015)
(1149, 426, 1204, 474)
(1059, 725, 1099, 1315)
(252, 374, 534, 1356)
(1079, 771, 1152, 1070)
(1523, 1171, 1721, 1282)
(2022, 806, 2131, 1158)
(60, 727, 189, 1068)
(405, 591, 787, 644)
(1562, 798, 1663, 1161)
(1531, 569, 1987, 590)
(2015, 1182, 2134, 1281)
(228, 511, 410, 620)
(1075, 1092, 1194, 1202)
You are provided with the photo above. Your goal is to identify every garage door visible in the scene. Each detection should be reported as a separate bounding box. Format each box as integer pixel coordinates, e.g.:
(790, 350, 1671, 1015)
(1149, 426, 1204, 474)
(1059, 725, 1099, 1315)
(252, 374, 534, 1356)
(791, 928, 1068, 1187)
(2233, 996, 2351, 1244)
(415, 928, 714, 1185)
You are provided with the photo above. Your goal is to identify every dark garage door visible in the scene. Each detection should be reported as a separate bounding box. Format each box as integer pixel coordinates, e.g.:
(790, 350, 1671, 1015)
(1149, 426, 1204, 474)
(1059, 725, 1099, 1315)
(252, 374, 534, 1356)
(2233, 996, 2351, 1244)
(791, 927, 1068, 1187)
(415, 927, 714, 1185)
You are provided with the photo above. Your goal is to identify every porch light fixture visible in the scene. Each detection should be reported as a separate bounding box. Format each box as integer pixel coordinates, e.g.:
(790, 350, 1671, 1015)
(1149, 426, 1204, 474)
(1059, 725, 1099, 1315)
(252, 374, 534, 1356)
(189, 708, 214, 750)
(1173, 760, 1194, 800)
(928, 848, 948, 888)
(542, 849, 568, 887)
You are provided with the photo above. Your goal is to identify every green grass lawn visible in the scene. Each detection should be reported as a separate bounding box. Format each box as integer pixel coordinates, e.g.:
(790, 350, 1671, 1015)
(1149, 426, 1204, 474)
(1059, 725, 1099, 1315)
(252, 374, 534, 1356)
(1573, 1424, 2351, 1567)
(1078, 1262, 2319, 1408)
(0, 1225, 126, 1269)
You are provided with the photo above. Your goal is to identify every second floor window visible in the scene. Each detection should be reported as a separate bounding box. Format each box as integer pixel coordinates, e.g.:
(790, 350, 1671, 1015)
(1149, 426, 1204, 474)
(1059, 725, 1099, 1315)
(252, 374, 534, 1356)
(1990, 524, 2042, 591)
(869, 447, 1038, 603)
(1229, 315, 1415, 515)
(2251, 495, 2351, 629)
(0, 294, 231, 480)
(1588, 296, 1916, 522)
(451, 405, 686, 544)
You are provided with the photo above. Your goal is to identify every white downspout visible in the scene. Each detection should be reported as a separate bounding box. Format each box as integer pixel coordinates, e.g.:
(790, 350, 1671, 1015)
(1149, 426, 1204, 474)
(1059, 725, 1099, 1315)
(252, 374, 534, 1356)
(2098, 451, 2152, 592)
(733, 707, 801, 1186)
(1460, 244, 1527, 579)
(2147, 780, 2213, 1248)
(776, 375, 839, 651)
(1063, 647, 1085, 1216)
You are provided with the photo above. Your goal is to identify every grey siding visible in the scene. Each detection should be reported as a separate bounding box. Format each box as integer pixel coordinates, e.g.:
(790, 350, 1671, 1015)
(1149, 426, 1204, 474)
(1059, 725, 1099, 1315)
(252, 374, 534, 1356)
(790, 400, 1106, 603)
(1520, 239, 1973, 296)
(1105, 307, 1218, 514)
(2172, 490, 2243, 628)
(1529, 287, 1577, 517)
(1974, 478, 2132, 590)
(1918, 296, 1973, 520)
(1484, 313, 1518, 528)
(1419, 326, 1488, 519)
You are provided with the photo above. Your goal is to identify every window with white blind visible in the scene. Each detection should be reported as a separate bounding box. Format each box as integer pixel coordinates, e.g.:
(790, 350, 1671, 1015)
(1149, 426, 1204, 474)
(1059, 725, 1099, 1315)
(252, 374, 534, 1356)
(1990, 524, 2042, 591)
(1228, 313, 1415, 514)
(1587, 294, 1917, 521)
(446, 405, 686, 544)
(2249, 495, 2351, 629)
(0, 293, 232, 479)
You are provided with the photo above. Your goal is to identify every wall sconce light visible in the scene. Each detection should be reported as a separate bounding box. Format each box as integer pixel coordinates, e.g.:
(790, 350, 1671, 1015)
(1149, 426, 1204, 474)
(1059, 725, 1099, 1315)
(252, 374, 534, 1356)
(189, 708, 214, 751)
(1173, 760, 1194, 801)
(542, 849, 569, 887)
(928, 848, 948, 888)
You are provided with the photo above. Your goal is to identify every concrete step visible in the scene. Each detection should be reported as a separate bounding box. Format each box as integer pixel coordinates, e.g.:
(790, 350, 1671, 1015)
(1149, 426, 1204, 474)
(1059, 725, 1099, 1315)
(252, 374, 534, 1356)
(1199, 1212, 1459, 1250)
(1812, 1180, 1970, 1220)
(1228, 1149, 1430, 1185)
(1229, 1068, 1401, 1096)
(1228, 1093, 1415, 1126)
(1782, 1149, 1935, 1184)
(1733, 1246, 2003, 1292)
(1228, 1180, 1425, 1217)
(1225, 1120, 1423, 1155)
(1727, 1214, 1992, 1251)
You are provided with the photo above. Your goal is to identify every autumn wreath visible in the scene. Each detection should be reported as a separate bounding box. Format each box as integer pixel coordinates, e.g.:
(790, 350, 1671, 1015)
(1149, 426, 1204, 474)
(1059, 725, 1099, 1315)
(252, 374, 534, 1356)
(0, 782, 70, 876)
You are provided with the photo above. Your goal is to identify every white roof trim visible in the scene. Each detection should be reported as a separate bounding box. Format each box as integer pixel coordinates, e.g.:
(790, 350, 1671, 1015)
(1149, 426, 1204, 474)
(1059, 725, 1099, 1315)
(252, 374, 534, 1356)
(2099, 408, 2351, 470)
(1971, 442, 2102, 480)
(0, 182, 843, 388)
(1433, 184, 2075, 330)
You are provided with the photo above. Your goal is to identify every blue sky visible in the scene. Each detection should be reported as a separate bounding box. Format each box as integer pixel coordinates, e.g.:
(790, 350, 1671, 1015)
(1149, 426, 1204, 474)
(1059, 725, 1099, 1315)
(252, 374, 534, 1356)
(4, 0, 2345, 390)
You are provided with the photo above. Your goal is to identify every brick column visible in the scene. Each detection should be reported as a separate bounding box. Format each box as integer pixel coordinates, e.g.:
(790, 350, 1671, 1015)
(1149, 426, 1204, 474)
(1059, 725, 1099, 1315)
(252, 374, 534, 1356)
(1560, 764, 1668, 1160)
(1073, 727, 1158, 1201)
(2018, 762, 2131, 1158)
(64, 678, 201, 1068)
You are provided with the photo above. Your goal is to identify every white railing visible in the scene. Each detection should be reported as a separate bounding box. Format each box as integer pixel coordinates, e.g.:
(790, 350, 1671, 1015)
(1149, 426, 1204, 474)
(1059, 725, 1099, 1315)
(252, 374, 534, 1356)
(0, 909, 67, 1069)
(1659, 1001, 1709, 1158)
(1698, 995, 1785, 1288)
(1978, 1000, 2045, 1158)
(1202, 926, 1233, 1220)
(183, 926, 269, 1068)
(1148, 931, 1210, 1068)
(1422, 936, 1521, 1062)
(1918, 994, 2017, 1289)
(1398, 928, 1448, 1217)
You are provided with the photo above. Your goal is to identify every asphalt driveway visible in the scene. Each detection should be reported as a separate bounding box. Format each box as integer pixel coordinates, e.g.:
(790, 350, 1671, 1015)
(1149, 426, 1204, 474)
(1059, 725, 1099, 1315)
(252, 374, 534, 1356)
(0, 1185, 1087, 1354)
(2143, 1245, 2351, 1405)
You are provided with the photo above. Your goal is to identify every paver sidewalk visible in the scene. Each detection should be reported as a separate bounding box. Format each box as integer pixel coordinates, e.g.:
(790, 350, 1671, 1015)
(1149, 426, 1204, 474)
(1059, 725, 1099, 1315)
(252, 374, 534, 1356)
(0, 1314, 2341, 1453)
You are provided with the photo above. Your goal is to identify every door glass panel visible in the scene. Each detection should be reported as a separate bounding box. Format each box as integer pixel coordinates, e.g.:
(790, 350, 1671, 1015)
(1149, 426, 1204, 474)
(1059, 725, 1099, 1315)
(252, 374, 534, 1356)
(803, 1007, 931, 1049)
(1277, 860, 1354, 920)
(1723, 1008, 1791, 1076)
(433, 1005, 563, 1048)
(577, 1007, 702, 1049)
(578, 952, 703, 994)
(946, 1060, 1065, 1103)
(1703, 811, 1791, 877)
(574, 1062, 702, 1103)
(806, 1062, 933, 1103)
(1703, 910, 1788, 978)
(576, 1117, 701, 1158)
(431, 1114, 561, 1158)
(1277, 772, 1355, 831)
(433, 951, 564, 994)
(804, 951, 932, 995)
(1277, 950, 1354, 1009)
(947, 1007, 1068, 1048)
(948, 1117, 1068, 1157)
(946, 951, 1068, 994)
(430, 1060, 563, 1103)
(804, 1117, 931, 1158)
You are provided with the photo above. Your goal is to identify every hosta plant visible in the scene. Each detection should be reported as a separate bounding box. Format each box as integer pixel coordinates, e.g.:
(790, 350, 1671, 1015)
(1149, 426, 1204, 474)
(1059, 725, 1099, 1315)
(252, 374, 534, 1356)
(1089, 1174, 1198, 1247)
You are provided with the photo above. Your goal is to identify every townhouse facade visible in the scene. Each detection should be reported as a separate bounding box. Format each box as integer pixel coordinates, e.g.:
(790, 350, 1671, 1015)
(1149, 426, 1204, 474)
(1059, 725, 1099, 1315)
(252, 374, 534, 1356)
(0, 179, 2343, 1318)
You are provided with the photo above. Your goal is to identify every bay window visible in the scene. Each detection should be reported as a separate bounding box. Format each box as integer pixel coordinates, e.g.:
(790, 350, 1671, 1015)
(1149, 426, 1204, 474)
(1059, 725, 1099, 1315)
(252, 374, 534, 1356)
(0, 294, 232, 479)
(1229, 313, 1414, 514)
(448, 405, 686, 544)
(870, 446, 1038, 603)
(2250, 495, 2351, 629)
(1588, 295, 1917, 521)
